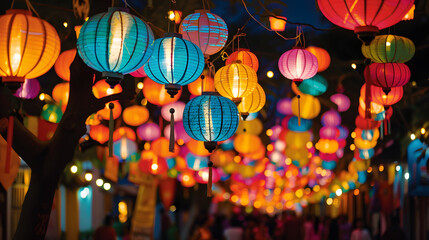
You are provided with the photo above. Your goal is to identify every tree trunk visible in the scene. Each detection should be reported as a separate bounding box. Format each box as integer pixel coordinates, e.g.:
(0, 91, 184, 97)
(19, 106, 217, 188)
(0, 55, 132, 239)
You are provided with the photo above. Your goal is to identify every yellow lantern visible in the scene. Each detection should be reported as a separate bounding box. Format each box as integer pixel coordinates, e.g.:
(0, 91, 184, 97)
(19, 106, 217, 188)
(236, 118, 263, 135)
(286, 131, 311, 149)
(291, 94, 321, 120)
(316, 139, 339, 154)
(285, 148, 309, 166)
(237, 84, 266, 119)
(0, 10, 61, 90)
(52, 82, 70, 110)
(234, 133, 262, 154)
(354, 137, 377, 150)
(214, 62, 257, 103)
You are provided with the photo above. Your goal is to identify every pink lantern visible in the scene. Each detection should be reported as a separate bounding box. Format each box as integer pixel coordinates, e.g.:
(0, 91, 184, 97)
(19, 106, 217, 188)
(321, 110, 341, 127)
(365, 63, 410, 93)
(276, 98, 293, 115)
(330, 93, 350, 112)
(195, 167, 220, 184)
(161, 101, 186, 122)
(319, 126, 340, 139)
(129, 65, 147, 78)
(180, 10, 228, 57)
(278, 48, 318, 83)
(270, 125, 283, 141)
(14, 78, 40, 99)
(137, 122, 161, 141)
(164, 121, 191, 143)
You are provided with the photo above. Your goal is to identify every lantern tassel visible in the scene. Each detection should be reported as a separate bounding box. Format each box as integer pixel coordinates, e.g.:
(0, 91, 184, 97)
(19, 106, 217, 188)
(108, 103, 114, 157)
(169, 108, 175, 153)
(388, 119, 391, 135)
(5, 115, 14, 173)
(297, 94, 301, 126)
(207, 161, 213, 197)
(380, 123, 384, 140)
(384, 119, 388, 136)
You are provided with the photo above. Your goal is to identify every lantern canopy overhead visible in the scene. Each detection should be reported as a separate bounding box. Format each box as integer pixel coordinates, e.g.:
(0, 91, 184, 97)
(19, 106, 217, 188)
(77, 8, 154, 86)
(0, 10, 61, 91)
(144, 33, 205, 98)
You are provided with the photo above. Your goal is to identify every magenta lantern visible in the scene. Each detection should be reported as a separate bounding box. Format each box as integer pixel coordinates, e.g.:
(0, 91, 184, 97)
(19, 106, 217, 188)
(161, 101, 186, 122)
(365, 63, 410, 93)
(278, 48, 318, 83)
(129, 65, 147, 78)
(330, 93, 350, 112)
(137, 122, 161, 141)
(321, 110, 341, 127)
(164, 121, 191, 143)
(14, 78, 40, 99)
(276, 98, 293, 115)
(319, 126, 340, 139)
(195, 167, 220, 184)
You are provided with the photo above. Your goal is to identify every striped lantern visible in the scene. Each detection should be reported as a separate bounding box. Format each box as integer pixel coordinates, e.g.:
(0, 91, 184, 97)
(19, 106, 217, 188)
(362, 35, 415, 63)
(278, 48, 318, 84)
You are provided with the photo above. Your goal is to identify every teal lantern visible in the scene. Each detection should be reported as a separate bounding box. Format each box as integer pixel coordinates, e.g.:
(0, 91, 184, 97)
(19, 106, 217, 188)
(298, 74, 328, 96)
(183, 93, 239, 152)
(41, 104, 63, 123)
(144, 33, 205, 98)
(77, 8, 154, 87)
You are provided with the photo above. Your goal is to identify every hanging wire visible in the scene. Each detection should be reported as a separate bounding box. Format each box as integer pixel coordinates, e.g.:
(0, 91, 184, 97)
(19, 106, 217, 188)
(10, 0, 16, 8)
(25, 0, 40, 17)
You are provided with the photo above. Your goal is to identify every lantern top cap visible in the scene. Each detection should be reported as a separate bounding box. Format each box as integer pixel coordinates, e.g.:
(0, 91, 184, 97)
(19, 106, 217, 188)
(195, 9, 211, 13)
(108, 7, 130, 13)
(164, 33, 183, 38)
(6, 9, 32, 16)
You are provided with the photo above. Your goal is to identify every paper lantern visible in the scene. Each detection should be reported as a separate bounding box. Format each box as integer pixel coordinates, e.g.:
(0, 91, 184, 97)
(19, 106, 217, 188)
(317, 0, 414, 43)
(129, 65, 147, 78)
(291, 94, 321, 119)
(316, 139, 339, 154)
(237, 84, 266, 119)
(139, 150, 168, 175)
(365, 63, 410, 93)
(14, 78, 40, 99)
(288, 117, 312, 132)
(186, 152, 209, 170)
(137, 122, 160, 141)
(298, 74, 328, 96)
(161, 101, 186, 122)
(179, 171, 196, 187)
(152, 137, 180, 158)
(366, 84, 403, 107)
(330, 93, 350, 112)
(187, 69, 215, 96)
(90, 125, 109, 144)
(305, 46, 331, 72)
(354, 137, 377, 150)
(319, 126, 340, 139)
(52, 82, 70, 109)
(210, 150, 235, 167)
(86, 114, 101, 126)
(236, 118, 263, 135)
(269, 16, 287, 31)
(276, 98, 293, 115)
(234, 133, 262, 154)
(96, 101, 122, 120)
(286, 131, 311, 149)
(144, 34, 205, 97)
(122, 105, 149, 126)
(402, 4, 415, 20)
(55, 49, 77, 81)
(214, 62, 258, 103)
(113, 136, 138, 161)
(285, 148, 309, 166)
(186, 139, 211, 156)
(77, 8, 154, 86)
(113, 127, 136, 141)
(183, 93, 239, 152)
(362, 35, 415, 63)
(142, 77, 182, 106)
(359, 148, 375, 159)
(180, 10, 228, 56)
(41, 104, 63, 123)
(358, 96, 385, 118)
(226, 49, 259, 72)
(0, 10, 61, 90)
(355, 115, 381, 130)
(355, 128, 380, 141)
(196, 168, 220, 184)
(278, 48, 318, 83)
(92, 79, 123, 99)
(338, 126, 349, 140)
(322, 160, 337, 170)
(321, 110, 341, 127)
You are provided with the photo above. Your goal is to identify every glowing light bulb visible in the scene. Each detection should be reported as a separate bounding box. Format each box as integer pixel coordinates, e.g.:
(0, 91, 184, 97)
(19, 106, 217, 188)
(39, 93, 46, 101)
(96, 178, 104, 187)
(410, 133, 416, 140)
(70, 165, 78, 174)
(63, 22, 68, 28)
(326, 198, 333, 205)
(266, 71, 274, 78)
(137, 82, 144, 89)
(335, 189, 342, 197)
(103, 182, 111, 190)
(421, 128, 426, 135)
(84, 172, 93, 181)
(151, 163, 159, 171)
(404, 172, 409, 180)
(351, 63, 357, 69)
(168, 11, 176, 21)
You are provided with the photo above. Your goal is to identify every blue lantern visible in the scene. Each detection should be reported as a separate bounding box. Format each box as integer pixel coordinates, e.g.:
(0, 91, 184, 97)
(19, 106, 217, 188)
(359, 148, 375, 159)
(144, 33, 204, 97)
(299, 74, 328, 96)
(183, 93, 239, 152)
(113, 137, 138, 162)
(288, 116, 312, 132)
(357, 171, 367, 184)
(186, 153, 208, 170)
(322, 160, 337, 170)
(77, 8, 154, 87)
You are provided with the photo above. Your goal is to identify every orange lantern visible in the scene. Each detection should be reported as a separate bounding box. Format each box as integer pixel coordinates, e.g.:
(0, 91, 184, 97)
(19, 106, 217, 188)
(0, 10, 61, 90)
(187, 69, 215, 96)
(225, 49, 259, 72)
(316, 139, 339, 154)
(210, 150, 235, 167)
(122, 105, 149, 126)
(179, 171, 196, 187)
(113, 127, 136, 141)
(269, 16, 287, 31)
(305, 46, 331, 72)
(96, 101, 122, 120)
(234, 133, 262, 154)
(402, 4, 415, 21)
(52, 82, 70, 110)
(143, 77, 182, 106)
(93, 79, 122, 99)
(86, 114, 101, 126)
(55, 49, 77, 81)
(186, 139, 211, 156)
(89, 124, 109, 144)
(152, 137, 180, 158)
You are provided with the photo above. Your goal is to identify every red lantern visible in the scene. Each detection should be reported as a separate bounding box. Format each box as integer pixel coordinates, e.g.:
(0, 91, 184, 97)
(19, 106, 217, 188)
(226, 49, 259, 72)
(355, 115, 381, 130)
(360, 83, 403, 107)
(365, 63, 410, 93)
(138, 150, 168, 175)
(318, 0, 414, 43)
